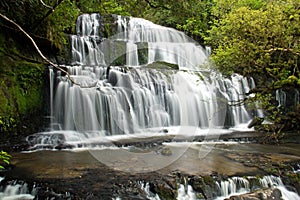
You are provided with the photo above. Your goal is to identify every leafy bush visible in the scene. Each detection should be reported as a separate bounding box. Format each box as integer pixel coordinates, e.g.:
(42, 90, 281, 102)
(0, 151, 10, 169)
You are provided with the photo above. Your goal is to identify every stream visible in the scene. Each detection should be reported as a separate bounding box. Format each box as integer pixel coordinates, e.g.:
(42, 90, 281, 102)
(1, 140, 300, 199)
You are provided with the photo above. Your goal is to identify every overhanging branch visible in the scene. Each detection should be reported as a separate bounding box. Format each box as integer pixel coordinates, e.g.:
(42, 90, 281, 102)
(40, 0, 54, 11)
(0, 12, 84, 87)
(31, 0, 64, 31)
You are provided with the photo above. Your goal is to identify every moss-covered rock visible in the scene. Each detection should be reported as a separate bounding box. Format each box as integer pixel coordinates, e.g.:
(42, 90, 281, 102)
(0, 31, 47, 140)
(146, 61, 179, 70)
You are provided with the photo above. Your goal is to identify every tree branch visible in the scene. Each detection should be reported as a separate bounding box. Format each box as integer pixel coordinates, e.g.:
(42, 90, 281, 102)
(265, 47, 299, 55)
(0, 12, 86, 87)
(40, 0, 54, 11)
(31, 0, 64, 31)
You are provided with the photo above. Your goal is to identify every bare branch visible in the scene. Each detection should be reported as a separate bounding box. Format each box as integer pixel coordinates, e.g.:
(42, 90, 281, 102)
(40, 0, 54, 11)
(265, 47, 299, 55)
(31, 0, 64, 31)
(0, 12, 84, 87)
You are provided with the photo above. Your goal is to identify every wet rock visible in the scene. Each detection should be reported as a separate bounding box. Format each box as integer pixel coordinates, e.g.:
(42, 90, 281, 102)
(54, 143, 75, 150)
(160, 128, 168, 133)
(152, 181, 175, 199)
(248, 117, 264, 128)
(225, 188, 283, 200)
(35, 189, 72, 200)
(146, 61, 179, 70)
(159, 147, 172, 156)
(26, 132, 66, 146)
(188, 175, 216, 199)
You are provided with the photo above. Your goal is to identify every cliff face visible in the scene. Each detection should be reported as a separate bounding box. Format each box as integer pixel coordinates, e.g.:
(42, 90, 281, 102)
(0, 29, 51, 141)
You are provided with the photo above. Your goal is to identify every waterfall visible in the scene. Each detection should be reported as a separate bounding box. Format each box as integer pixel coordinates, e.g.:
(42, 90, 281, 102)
(141, 182, 161, 200)
(52, 68, 252, 134)
(178, 184, 197, 200)
(275, 88, 299, 112)
(177, 176, 300, 200)
(49, 66, 54, 130)
(276, 89, 286, 107)
(31, 14, 259, 148)
(0, 177, 36, 200)
(214, 176, 300, 200)
(217, 177, 250, 197)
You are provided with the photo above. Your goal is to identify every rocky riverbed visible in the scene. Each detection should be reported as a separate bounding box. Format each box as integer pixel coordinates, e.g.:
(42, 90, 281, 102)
(1, 136, 300, 199)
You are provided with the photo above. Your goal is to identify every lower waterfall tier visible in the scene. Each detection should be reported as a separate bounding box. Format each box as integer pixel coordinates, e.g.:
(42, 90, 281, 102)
(51, 66, 256, 135)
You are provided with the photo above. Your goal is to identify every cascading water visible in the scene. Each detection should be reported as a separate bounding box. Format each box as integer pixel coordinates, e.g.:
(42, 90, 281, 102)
(28, 14, 258, 149)
(276, 88, 300, 112)
(49, 66, 55, 130)
(177, 175, 300, 200)
(0, 177, 36, 200)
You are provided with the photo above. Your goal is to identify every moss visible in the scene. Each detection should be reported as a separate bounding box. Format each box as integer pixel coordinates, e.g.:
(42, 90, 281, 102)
(136, 42, 148, 65)
(14, 61, 44, 113)
(155, 183, 176, 199)
(0, 32, 46, 137)
(146, 61, 179, 70)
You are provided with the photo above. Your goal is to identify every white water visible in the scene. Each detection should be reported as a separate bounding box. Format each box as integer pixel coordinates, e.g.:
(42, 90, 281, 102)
(1, 176, 299, 200)
(177, 176, 300, 200)
(141, 182, 161, 200)
(0, 178, 35, 200)
(24, 14, 261, 148)
(178, 185, 197, 200)
(49, 66, 55, 130)
(26, 126, 237, 151)
(53, 68, 252, 133)
(73, 14, 207, 69)
(276, 88, 300, 108)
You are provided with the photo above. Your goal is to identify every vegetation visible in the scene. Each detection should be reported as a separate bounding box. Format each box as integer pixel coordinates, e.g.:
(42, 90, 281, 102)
(0, 0, 299, 141)
(0, 34, 45, 136)
(0, 150, 10, 169)
(205, 0, 300, 135)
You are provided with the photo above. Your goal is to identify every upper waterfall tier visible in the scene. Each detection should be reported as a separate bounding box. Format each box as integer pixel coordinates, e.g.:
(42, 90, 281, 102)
(71, 14, 208, 69)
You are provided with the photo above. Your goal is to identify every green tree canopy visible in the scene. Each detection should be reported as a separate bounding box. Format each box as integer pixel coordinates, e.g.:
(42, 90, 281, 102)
(206, 0, 300, 132)
(207, 1, 299, 86)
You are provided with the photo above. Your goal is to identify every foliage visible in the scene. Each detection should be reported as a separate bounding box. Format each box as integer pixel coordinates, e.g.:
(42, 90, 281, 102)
(0, 60, 44, 135)
(175, 0, 213, 42)
(0, 151, 10, 169)
(133, 0, 214, 43)
(205, 0, 300, 132)
(76, 0, 130, 16)
(44, 0, 80, 49)
(207, 2, 299, 77)
(211, 0, 266, 19)
(0, 116, 16, 133)
(0, 30, 45, 135)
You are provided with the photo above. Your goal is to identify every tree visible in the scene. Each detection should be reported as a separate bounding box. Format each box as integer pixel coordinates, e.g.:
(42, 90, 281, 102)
(205, 0, 300, 133)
